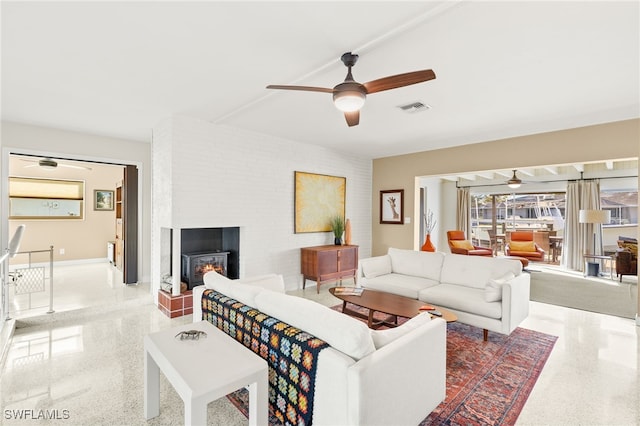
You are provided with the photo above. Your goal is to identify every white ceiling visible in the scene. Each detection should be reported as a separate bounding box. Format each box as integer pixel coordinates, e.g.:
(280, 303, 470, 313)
(2, 1, 639, 159)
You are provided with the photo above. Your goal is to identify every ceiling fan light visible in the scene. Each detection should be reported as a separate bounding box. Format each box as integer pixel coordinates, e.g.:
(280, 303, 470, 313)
(333, 90, 366, 112)
(39, 159, 58, 170)
(506, 170, 522, 189)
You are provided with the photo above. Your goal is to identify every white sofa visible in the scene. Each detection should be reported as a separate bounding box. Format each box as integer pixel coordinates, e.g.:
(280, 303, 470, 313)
(192, 271, 446, 426)
(358, 248, 530, 339)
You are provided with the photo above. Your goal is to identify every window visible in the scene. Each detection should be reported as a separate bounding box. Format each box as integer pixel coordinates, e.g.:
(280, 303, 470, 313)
(9, 177, 84, 219)
(600, 190, 638, 226)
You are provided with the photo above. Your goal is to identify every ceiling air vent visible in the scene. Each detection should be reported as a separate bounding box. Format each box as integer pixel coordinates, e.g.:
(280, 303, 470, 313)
(398, 101, 431, 113)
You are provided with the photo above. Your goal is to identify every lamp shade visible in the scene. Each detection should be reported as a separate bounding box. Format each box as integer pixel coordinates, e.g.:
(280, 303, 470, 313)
(333, 91, 366, 112)
(579, 209, 611, 224)
(506, 170, 522, 189)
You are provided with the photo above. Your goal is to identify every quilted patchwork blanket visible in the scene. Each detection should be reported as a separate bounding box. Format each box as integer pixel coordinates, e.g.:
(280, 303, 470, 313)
(202, 289, 329, 426)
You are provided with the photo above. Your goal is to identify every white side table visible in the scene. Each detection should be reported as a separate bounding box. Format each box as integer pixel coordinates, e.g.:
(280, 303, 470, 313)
(583, 253, 615, 280)
(144, 320, 268, 425)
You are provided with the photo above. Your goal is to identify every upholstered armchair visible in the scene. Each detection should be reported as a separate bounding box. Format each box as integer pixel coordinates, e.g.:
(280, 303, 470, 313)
(616, 237, 637, 282)
(446, 230, 493, 257)
(505, 231, 545, 261)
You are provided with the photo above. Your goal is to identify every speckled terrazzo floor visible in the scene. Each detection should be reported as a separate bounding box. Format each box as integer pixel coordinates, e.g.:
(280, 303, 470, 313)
(1, 263, 638, 425)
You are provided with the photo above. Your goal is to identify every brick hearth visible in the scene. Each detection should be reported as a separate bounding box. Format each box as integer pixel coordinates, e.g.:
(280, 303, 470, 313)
(157, 289, 193, 318)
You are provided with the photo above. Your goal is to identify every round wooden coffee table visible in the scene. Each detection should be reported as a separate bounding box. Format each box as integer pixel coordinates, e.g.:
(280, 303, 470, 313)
(329, 287, 457, 328)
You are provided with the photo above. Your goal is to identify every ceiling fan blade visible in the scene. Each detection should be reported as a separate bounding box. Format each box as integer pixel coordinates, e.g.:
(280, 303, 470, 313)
(266, 84, 333, 93)
(344, 110, 360, 127)
(363, 69, 436, 94)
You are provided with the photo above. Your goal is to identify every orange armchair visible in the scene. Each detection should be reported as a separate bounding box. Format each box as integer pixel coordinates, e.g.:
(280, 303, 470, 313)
(506, 231, 545, 261)
(447, 230, 493, 257)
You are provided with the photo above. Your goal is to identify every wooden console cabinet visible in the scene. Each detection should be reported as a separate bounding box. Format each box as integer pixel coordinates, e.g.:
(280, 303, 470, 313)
(300, 245, 358, 293)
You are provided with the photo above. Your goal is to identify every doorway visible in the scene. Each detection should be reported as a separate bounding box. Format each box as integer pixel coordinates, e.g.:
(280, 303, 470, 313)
(4, 153, 141, 318)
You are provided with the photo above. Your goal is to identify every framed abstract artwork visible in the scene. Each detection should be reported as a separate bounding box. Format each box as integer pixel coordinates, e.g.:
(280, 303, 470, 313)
(380, 189, 404, 224)
(295, 171, 346, 233)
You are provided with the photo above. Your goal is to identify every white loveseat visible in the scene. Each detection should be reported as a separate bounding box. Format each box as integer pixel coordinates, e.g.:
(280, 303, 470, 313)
(358, 248, 530, 340)
(192, 272, 446, 426)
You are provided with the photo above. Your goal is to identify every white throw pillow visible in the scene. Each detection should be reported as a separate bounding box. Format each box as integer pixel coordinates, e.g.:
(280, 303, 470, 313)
(203, 270, 232, 290)
(361, 255, 392, 278)
(227, 283, 266, 307)
(203, 272, 284, 306)
(237, 274, 285, 293)
(484, 272, 516, 302)
(370, 312, 432, 349)
(255, 291, 376, 361)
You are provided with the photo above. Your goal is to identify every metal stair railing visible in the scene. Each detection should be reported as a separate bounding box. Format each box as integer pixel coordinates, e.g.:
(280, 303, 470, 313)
(3, 246, 54, 320)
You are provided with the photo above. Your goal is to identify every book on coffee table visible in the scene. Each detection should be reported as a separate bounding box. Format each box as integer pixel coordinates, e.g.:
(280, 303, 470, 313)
(332, 287, 364, 296)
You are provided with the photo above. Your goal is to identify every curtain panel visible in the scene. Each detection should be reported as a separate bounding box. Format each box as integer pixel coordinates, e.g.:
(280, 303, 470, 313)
(457, 187, 471, 240)
(562, 179, 601, 271)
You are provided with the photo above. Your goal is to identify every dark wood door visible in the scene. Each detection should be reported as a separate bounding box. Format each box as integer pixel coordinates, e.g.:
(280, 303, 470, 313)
(123, 165, 138, 284)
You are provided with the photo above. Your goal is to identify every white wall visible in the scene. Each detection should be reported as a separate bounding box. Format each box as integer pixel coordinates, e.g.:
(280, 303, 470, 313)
(416, 177, 444, 250)
(151, 115, 372, 293)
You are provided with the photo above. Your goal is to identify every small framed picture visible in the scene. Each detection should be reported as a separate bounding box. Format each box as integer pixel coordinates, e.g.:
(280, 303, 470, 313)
(94, 189, 114, 211)
(380, 189, 404, 224)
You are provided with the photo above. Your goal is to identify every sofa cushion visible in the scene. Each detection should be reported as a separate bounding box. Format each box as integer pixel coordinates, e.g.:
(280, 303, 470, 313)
(419, 284, 502, 319)
(440, 255, 522, 289)
(450, 240, 475, 250)
(484, 272, 515, 302)
(203, 272, 286, 306)
(203, 270, 233, 291)
(255, 291, 376, 361)
(387, 247, 444, 281)
(237, 273, 285, 293)
(369, 312, 432, 349)
(361, 255, 392, 278)
(362, 273, 440, 299)
(509, 241, 536, 252)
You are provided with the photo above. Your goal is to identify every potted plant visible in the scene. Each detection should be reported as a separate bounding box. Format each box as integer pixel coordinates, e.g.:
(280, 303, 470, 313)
(330, 215, 345, 245)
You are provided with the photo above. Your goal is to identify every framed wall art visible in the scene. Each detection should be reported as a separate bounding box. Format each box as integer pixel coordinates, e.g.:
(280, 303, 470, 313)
(380, 189, 404, 224)
(295, 171, 346, 233)
(94, 189, 114, 211)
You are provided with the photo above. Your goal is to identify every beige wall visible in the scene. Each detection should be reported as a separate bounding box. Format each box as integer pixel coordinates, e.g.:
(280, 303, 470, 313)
(7, 157, 123, 264)
(372, 118, 639, 256)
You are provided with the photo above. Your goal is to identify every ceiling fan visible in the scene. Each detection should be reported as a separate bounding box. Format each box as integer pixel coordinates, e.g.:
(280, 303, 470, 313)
(21, 157, 92, 171)
(506, 170, 522, 189)
(266, 52, 436, 127)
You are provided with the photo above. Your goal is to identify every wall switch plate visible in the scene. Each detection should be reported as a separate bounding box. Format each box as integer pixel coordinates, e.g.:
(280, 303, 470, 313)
(405, 217, 411, 224)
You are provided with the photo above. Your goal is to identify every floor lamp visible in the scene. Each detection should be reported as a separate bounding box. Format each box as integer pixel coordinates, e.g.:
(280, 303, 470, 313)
(578, 209, 611, 255)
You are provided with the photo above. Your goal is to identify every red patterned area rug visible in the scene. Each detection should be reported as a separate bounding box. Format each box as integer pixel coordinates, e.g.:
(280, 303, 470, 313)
(227, 304, 557, 425)
(422, 322, 557, 425)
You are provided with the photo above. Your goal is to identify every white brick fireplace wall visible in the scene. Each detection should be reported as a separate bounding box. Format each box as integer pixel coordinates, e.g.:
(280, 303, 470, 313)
(151, 115, 372, 296)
